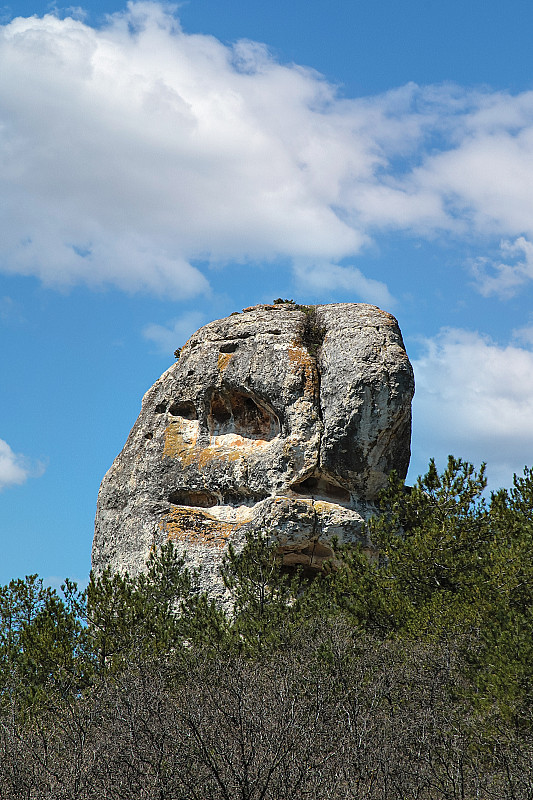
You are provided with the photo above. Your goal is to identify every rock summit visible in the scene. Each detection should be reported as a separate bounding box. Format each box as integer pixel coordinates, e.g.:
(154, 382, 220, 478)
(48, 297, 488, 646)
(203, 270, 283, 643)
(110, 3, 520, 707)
(93, 303, 414, 603)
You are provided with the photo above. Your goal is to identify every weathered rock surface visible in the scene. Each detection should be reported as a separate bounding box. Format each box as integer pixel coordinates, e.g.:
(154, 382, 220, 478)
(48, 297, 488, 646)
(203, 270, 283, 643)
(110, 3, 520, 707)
(93, 303, 414, 603)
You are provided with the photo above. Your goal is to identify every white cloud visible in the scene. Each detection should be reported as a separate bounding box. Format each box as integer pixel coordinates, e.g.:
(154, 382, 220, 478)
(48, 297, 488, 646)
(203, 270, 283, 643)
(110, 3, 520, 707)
(0, 4, 364, 295)
(409, 328, 533, 490)
(0, 438, 43, 490)
(407, 94, 533, 238)
(471, 237, 533, 298)
(293, 261, 395, 308)
(2, 4, 533, 296)
(512, 323, 533, 347)
(143, 309, 207, 354)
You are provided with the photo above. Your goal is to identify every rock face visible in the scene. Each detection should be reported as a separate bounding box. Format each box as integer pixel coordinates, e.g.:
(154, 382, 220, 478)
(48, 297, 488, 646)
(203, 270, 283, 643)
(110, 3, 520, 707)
(93, 303, 414, 603)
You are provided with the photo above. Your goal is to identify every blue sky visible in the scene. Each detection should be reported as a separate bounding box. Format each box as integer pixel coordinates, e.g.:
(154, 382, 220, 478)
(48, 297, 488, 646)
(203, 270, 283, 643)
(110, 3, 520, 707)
(2, 0, 533, 586)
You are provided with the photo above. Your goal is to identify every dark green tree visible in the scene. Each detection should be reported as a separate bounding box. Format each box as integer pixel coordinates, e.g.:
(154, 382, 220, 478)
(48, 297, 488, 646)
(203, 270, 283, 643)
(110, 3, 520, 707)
(0, 575, 85, 715)
(327, 456, 494, 638)
(85, 541, 227, 673)
(220, 530, 311, 655)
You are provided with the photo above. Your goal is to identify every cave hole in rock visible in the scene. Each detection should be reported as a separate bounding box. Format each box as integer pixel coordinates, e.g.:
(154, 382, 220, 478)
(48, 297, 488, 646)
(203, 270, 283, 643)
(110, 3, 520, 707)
(169, 489, 218, 508)
(208, 390, 279, 440)
(307, 540, 335, 560)
(222, 490, 270, 506)
(290, 475, 350, 503)
(168, 400, 197, 419)
(279, 540, 335, 571)
(219, 341, 239, 354)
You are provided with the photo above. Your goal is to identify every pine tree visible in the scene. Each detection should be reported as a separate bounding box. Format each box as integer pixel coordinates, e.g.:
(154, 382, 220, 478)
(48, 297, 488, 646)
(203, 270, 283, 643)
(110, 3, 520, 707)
(220, 530, 309, 655)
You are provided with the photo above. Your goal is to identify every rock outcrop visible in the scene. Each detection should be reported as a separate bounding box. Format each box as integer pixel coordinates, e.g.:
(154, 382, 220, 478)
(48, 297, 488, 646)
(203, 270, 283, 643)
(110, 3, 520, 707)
(93, 303, 414, 603)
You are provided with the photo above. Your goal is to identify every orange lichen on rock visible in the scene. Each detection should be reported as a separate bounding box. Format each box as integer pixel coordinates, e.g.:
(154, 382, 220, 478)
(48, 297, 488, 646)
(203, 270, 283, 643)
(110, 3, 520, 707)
(210, 433, 271, 450)
(217, 352, 233, 371)
(194, 445, 243, 469)
(161, 507, 242, 548)
(242, 304, 277, 312)
(164, 420, 272, 468)
(163, 424, 249, 468)
(288, 343, 318, 398)
(313, 499, 341, 514)
(163, 421, 198, 459)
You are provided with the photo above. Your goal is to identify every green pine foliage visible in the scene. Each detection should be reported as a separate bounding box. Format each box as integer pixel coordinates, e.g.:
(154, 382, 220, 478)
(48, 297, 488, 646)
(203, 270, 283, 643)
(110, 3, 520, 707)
(332, 456, 495, 638)
(2, 455, 533, 797)
(0, 575, 85, 717)
(84, 541, 226, 673)
(220, 530, 312, 655)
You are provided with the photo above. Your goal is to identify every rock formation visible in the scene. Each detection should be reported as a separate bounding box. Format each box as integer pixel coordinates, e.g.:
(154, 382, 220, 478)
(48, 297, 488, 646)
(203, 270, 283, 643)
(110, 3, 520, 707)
(93, 303, 414, 603)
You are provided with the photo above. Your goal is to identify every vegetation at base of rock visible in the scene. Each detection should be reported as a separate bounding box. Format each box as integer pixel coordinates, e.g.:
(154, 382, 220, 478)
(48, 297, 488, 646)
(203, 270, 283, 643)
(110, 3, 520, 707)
(2, 456, 533, 798)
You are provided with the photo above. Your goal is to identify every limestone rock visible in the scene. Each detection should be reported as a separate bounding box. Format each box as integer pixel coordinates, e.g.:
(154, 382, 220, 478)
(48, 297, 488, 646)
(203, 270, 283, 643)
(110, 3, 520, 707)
(93, 303, 414, 603)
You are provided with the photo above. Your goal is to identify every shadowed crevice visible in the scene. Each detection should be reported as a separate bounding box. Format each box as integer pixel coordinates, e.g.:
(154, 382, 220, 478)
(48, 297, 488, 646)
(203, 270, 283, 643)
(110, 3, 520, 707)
(208, 389, 280, 440)
(168, 400, 197, 419)
(169, 489, 218, 508)
(289, 475, 350, 503)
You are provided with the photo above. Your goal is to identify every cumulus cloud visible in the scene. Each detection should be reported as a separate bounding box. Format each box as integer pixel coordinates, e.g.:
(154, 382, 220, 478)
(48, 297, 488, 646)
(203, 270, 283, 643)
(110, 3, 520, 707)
(0, 438, 43, 490)
(512, 323, 533, 346)
(2, 4, 533, 296)
(293, 261, 395, 307)
(410, 328, 533, 490)
(143, 309, 207, 353)
(471, 237, 533, 298)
